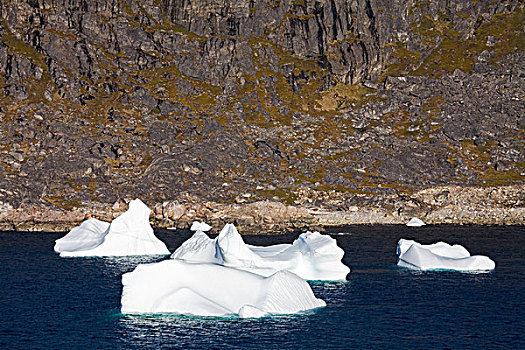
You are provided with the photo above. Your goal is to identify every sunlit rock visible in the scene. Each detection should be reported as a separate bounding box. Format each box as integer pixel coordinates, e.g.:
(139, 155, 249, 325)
(171, 223, 350, 281)
(121, 259, 326, 317)
(396, 239, 495, 272)
(54, 199, 170, 257)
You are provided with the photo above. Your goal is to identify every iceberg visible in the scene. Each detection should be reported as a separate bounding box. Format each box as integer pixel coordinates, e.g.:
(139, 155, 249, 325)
(121, 259, 326, 317)
(190, 221, 212, 232)
(54, 199, 170, 257)
(171, 223, 350, 281)
(396, 239, 495, 272)
(406, 217, 425, 227)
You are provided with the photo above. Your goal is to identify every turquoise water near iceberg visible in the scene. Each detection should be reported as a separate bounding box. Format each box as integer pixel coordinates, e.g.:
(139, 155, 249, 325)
(0, 225, 523, 349)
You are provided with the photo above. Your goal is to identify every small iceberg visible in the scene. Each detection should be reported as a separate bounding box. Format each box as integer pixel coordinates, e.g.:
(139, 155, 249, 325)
(171, 223, 350, 281)
(406, 217, 425, 227)
(54, 199, 170, 257)
(121, 259, 326, 317)
(396, 239, 495, 272)
(190, 221, 212, 232)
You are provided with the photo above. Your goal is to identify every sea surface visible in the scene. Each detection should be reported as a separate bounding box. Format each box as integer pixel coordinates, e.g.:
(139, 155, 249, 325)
(0, 225, 523, 349)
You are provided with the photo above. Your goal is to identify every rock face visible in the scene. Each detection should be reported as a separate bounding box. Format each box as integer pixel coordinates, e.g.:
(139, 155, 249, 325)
(1, 185, 523, 233)
(0, 1, 523, 230)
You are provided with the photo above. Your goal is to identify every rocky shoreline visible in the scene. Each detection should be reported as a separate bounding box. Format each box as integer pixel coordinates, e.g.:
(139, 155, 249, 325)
(1, 184, 522, 233)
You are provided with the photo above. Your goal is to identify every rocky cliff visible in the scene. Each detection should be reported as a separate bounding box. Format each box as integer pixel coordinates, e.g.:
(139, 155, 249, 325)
(0, 0, 523, 231)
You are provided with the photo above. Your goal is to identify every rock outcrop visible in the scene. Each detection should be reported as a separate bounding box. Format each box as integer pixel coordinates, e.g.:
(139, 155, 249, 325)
(0, 1, 523, 230)
(1, 184, 523, 233)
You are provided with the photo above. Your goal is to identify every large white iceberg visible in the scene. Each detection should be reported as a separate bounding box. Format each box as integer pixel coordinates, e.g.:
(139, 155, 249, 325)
(396, 239, 495, 272)
(121, 259, 326, 317)
(171, 223, 350, 281)
(54, 199, 170, 257)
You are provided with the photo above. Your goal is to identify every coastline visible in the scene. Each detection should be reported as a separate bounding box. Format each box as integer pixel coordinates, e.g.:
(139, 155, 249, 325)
(1, 184, 523, 233)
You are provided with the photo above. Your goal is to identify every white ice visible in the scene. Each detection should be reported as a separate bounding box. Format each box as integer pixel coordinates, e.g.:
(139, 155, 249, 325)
(54, 199, 170, 257)
(121, 259, 326, 317)
(171, 223, 350, 281)
(396, 239, 495, 271)
(406, 217, 426, 227)
(190, 221, 212, 232)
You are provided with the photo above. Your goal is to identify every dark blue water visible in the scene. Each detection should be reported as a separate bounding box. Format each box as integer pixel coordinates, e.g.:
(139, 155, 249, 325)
(0, 225, 523, 349)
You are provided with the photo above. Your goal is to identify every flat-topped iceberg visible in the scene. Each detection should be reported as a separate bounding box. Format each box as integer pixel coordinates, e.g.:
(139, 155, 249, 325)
(396, 239, 495, 272)
(171, 223, 350, 281)
(54, 199, 170, 257)
(121, 259, 326, 317)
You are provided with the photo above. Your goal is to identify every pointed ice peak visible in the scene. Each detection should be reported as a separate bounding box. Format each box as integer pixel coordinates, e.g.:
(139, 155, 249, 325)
(54, 198, 169, 257)
(172, 223, 350, 281)
(111, 198, 152, 233)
